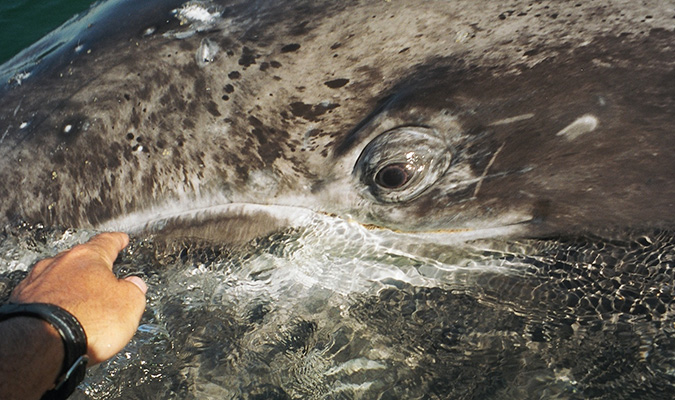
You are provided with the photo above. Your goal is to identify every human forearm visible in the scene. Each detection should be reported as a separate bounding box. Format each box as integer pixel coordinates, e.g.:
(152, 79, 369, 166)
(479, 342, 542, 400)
(0, 316, 64, 400)
(0, 232, 147, 399)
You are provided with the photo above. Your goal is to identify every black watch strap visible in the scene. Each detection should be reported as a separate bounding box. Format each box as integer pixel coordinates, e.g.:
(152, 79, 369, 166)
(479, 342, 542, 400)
(0, 302, 88, 400)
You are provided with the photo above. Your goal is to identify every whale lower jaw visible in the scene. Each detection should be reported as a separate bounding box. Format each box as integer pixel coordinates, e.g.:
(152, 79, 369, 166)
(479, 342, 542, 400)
(96, 203, 315, 245)
(97, 202, 531, 246)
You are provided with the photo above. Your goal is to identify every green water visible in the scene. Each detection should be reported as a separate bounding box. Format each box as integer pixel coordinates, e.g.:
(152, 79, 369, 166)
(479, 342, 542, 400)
(0, 0, 97, 65)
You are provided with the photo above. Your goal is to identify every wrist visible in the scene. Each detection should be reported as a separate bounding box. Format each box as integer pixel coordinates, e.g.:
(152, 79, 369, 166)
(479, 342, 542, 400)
(0, 317, 64, 400)
(0, 303, 89, 400)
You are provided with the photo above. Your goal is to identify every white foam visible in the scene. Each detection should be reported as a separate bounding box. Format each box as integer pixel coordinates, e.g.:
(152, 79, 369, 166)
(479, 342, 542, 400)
(179, 4, 219, 24)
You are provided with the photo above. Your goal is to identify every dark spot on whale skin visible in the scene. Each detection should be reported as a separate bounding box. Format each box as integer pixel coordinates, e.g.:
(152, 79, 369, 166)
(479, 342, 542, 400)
(270, 61, 282, 68)
(206, 101, 222, 117)
(224, 84, 234, 93)
(289, 102, 339, 122)
(398, 47, 410, 54)
(178, 40, 193, 52)
(259, 62, 269, 71)
(193, 77, 207, 96)
(221, 95, 230, 101)
(248, 116, 290, 166)
(51, 151, 65, 165)
(235, 163, 249, 182)
(228, 71, 241, 79)
(531, 199, 553, 224)
(330, 42, 341, 50)
(159, 84, 181, 108)
(324, 78, 349, 89)
(124, 93, 131, 101)
(185, 98, 199, 117)
(148, 112, 159, 125)
(181, 60, 200, 79)
(130, 107, 141, 128)
(106, 141, 123, 169)
(280, 43, 301, 53)
(182, 118, 195, 130)
(126, 133, 134, 140)
(239, 46, 257, 67)
(83, 198, 106, 226)
(290, 20, 310, 36)
(523, 48, 540, 57)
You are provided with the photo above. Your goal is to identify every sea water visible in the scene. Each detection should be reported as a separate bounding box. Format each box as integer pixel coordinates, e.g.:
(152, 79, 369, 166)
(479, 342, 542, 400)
(1, 218, 674, 399)
(0, 0, 97, 64)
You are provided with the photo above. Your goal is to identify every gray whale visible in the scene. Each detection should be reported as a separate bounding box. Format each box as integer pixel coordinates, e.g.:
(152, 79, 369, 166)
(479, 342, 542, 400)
(1, 1, 675, 399)
(0, 0, 673, 242)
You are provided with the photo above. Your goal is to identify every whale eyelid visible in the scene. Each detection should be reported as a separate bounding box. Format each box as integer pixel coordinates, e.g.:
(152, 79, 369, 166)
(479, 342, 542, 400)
(332, 94, 397, 158)
(355, 126, 452, 203)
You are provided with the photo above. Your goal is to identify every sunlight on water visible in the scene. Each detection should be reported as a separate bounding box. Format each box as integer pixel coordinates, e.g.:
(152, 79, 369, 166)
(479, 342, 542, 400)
(1, 219, 674, 399)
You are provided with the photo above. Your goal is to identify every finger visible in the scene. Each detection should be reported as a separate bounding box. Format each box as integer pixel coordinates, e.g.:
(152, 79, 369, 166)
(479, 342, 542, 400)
(24, 256, 55, 277)
(83, 232, 130, 268)
(88, 279, 147, 364)
(123, 275, 148, 295)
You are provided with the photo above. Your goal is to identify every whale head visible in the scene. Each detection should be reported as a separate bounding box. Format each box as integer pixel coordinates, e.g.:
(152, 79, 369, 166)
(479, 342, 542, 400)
(0, 0, 673, 245)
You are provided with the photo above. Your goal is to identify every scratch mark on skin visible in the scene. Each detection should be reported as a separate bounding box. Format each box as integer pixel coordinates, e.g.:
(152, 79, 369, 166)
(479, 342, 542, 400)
(488, 113, 535, 126)
(13, 99, 22, 117)
(473, 142, 505, 198)
(0, 126, 9, 144)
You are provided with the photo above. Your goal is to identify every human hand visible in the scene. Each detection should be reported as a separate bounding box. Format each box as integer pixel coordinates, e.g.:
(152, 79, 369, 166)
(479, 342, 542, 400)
(9, 232, 146, 364)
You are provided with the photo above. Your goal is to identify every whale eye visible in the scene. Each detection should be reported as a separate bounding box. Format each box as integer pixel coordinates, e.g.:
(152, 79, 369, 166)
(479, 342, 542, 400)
(355, 126, 452, 203)
(375, 163, 411, 189)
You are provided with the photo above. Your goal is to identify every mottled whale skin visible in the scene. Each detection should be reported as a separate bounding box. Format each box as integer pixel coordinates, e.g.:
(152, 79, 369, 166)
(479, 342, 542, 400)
(0, 0, 673, 241)
(1, 2, 675, 399)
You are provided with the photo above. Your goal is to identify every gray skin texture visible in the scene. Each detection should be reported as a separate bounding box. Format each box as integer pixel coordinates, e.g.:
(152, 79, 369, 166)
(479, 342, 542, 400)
(0, 0, 673, 241)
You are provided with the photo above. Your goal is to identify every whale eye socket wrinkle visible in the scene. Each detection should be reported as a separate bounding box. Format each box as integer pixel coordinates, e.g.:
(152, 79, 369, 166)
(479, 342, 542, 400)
(355, 126, 452, 203)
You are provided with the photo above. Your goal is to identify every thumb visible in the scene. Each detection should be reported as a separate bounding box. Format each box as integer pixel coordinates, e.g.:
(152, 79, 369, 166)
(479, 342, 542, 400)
(123, 275, 148, 295)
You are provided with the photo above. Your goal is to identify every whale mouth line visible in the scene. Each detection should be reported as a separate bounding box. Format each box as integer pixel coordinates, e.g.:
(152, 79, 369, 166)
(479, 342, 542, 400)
(97, 203, 316, 242)
(97, 202, 531, 245)
(354, 219, 533, 244)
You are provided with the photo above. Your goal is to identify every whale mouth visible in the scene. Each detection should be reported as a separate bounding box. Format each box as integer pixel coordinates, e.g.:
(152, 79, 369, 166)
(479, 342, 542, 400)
(97, 203, 317, 245)
(98, 202, 532, 247)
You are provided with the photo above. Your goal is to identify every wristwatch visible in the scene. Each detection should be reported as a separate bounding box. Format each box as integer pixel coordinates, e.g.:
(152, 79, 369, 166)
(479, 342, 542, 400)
(0, 302, 89, 400)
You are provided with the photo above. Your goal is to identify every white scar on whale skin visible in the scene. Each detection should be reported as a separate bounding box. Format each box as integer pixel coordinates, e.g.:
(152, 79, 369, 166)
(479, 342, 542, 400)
(488, 113, 535, 126)
(556, 114, 599, 140)
(473, 142, 505, 198)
